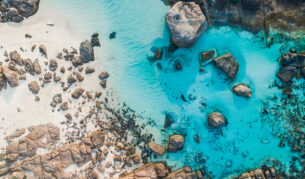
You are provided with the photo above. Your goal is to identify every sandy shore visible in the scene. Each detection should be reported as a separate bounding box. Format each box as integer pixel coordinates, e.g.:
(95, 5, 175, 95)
(0, 1, 148, 178)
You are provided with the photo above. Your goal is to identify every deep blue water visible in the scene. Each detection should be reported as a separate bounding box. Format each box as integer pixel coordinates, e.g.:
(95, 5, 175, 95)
(44, 0, 303, 178)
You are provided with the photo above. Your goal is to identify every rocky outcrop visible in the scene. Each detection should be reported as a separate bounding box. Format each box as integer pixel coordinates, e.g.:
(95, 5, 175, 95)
(7, 0, 39, 17)
(276, 51, 305, 82)
(276, 65, 297, 83)
(119, 162, 204, 179)
(0, 0, 40, 23)
(168, 135, 184, 152)
(163, 0, 305, 34)
(233, 84, 252, 98)
(214, 53, 239, 79)
(280, 51, 305, 68)
(166, 1, 208, 48)
(208, 112, 224, 128)
(239, 167, 277, 179)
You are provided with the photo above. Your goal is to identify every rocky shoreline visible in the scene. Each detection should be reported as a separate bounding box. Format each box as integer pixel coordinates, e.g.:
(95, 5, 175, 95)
(163, 0, 305, 34)
(0, 0, 39, 23)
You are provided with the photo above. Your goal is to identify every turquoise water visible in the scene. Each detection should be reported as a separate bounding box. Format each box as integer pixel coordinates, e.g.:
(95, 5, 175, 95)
(45, 0, 303, 178)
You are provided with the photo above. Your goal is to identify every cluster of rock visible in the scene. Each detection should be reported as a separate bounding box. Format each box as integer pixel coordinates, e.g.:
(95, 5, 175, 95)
(164, 0, 305, 34)
(0, 28, 158, 178)
(198, 50, 252, 128)
(276, 50, 305, 83)
(0, 125, 103, 178)
(0, 112, 152, 179)
(0, 0, 40, 23)
(262, 53, 305, 177)
(0, 124, 60, 177)
(148, 134, 185, 156)
(238, 167, 277, 179)
(119, 162, 205, 179)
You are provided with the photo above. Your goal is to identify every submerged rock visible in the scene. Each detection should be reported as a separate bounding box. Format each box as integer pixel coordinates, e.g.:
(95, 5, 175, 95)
(80, 40, 94, 63)
(208, 112, 224, 128)
(276, 66, 297, 82)
(164, 113, 174, 128)
(168, 135, 184, 152)
(166, 1, 207, 48)
(148, 142, 165, 155)
(233, 84, 252, 98)
(109, 32, 116, 39)
(280, 51, 305, 67)
(201, 50, 216, 62)
(214, 53, 239, 79)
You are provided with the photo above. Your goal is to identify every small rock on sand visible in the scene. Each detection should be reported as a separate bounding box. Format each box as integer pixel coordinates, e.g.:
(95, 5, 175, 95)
(71, 88, 84, 99)
(33, 59, 41, 74)
(49, 59, 58, 71)
(39, 44, 47, 57)
(60, 102, 68, 111)
(9, 51, 23, 66)
(28, 81, 40, 94)
(85, 67, 95, 74)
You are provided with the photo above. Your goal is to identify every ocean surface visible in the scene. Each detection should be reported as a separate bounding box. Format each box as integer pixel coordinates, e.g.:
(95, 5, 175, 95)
(41, 0, 303, 178)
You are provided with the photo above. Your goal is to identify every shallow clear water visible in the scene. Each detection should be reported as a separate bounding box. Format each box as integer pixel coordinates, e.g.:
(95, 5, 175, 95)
(44, 0, 302, 177)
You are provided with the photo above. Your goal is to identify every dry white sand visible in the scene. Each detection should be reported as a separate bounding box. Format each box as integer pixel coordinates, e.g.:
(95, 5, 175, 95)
(0, 0, 104, 147)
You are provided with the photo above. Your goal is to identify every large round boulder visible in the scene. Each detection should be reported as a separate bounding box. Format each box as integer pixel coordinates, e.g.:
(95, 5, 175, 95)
(208, 112, 225, 128)
(168, 135, 184, 152)
(276, 66, 297, 82)
(166, 1, 208, 48)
